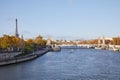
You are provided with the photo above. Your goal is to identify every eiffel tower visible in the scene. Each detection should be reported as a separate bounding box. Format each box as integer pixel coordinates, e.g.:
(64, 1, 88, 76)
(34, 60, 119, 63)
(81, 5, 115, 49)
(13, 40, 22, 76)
(15, 19, 19, 37)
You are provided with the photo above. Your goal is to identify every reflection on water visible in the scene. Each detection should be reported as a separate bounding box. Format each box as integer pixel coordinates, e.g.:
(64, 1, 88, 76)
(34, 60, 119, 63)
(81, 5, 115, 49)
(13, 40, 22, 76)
(0, 49, 120, 80)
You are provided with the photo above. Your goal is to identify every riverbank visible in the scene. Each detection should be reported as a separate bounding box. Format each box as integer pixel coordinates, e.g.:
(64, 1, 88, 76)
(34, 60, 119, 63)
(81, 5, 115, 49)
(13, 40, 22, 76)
(0, 48, 50, 66)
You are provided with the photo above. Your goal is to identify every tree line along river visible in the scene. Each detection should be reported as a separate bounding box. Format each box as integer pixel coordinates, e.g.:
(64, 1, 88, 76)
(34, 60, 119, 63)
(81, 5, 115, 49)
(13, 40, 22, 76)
(0, 48, 120, 80)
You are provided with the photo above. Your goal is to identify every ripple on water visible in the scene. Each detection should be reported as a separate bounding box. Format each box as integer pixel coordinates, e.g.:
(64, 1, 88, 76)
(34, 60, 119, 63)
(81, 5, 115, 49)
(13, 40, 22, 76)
(0, 49, 120, 80)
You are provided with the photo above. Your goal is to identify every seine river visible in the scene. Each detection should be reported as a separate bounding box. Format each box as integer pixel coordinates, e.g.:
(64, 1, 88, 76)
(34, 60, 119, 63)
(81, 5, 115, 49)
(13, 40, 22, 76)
(0, 49, 120, 80)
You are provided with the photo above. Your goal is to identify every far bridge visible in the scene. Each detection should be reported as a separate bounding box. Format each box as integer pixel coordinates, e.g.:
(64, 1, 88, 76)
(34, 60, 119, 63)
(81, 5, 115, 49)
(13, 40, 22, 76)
(59, 44, 97, 49)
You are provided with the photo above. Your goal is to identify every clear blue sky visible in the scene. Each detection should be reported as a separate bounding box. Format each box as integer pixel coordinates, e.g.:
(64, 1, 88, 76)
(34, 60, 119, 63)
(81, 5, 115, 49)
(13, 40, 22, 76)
(0, 0, 120, 40)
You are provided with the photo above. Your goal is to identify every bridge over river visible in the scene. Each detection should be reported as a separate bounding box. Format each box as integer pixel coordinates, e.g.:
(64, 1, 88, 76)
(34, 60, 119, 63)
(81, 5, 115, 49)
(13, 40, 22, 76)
(0, 48, 120, 80)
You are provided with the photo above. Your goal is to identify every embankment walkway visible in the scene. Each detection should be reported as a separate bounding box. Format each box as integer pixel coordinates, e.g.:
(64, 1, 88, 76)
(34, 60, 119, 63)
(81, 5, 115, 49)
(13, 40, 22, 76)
(0, 48, 50, 66)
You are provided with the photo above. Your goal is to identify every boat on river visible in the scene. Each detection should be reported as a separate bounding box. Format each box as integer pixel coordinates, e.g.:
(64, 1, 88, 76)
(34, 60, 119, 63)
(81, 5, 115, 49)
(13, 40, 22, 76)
(51, 44, 61, 52)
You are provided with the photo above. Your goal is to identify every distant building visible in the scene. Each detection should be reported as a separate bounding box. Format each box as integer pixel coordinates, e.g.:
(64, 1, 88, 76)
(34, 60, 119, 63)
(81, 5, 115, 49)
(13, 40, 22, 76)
(98, 36, 113, 46)
(46, 36, 51, 46)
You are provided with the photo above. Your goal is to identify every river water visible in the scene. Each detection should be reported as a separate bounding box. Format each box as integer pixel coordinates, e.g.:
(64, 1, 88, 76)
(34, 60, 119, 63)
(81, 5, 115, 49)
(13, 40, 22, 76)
(0, 49, 120, 80)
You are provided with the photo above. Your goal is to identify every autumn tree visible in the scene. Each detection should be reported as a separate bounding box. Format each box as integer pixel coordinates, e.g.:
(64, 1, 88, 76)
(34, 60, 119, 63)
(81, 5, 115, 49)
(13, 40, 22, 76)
(0, 34, 46, 53)
(112, 37, 120, 45)
(0, 34, 24, 52)
(34, 35, 46, 47)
